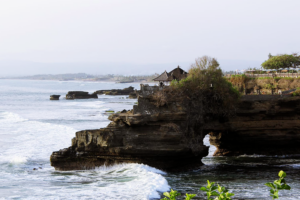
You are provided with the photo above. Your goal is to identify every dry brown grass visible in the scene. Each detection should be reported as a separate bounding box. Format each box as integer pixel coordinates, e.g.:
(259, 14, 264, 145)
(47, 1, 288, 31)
(152, 91, 168, 107)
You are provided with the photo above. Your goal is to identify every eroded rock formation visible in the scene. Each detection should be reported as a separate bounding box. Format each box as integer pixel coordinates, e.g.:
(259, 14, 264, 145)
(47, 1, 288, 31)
(210, 96, 300, 156)
(94, 86, 135, 96)
(50, 91, 208, 171)
(51, 87, 300, 171)
(66, 91, 98, 99)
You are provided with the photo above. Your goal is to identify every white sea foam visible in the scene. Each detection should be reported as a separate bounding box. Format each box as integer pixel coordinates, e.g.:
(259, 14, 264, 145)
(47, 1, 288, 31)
(0, 111, 77, 164)
(203, 134, 216, 157)
(0, 111, 170, 200)
(0, 81, 170, 200)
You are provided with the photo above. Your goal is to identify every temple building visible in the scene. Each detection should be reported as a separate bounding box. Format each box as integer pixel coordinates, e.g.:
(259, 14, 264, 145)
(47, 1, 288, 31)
(153, 66, 188, 86)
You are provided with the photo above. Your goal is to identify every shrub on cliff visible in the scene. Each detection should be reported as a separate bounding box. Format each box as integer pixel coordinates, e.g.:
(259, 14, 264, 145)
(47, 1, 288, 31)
(170, 56, 240, 115)
(229, 74, 248, 85)
(165, 56, 240, 151)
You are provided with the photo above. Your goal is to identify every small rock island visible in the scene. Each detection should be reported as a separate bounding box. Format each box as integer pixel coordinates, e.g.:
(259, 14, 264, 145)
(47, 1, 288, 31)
(66, 91, 98, 99)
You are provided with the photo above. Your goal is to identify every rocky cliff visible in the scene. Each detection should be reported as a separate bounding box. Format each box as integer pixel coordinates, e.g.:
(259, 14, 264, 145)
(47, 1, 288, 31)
(210, 96, 300, 156)
(50, 92, 208, 171)
(229, 76, 300, 95)
(50, 88, 300, 171)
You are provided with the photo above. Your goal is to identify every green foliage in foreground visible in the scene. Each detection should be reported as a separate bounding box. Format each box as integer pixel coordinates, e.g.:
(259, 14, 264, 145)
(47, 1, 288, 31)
(161, 180, 233, 200)
(265, 170, 291, 199)
(161, 190, 196, 200)
(200, 180, 234, 200)
(161, 171, 290, 200)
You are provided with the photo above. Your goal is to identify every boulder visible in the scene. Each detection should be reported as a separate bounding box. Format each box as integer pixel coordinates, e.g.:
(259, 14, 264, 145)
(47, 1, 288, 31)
(50, 95, 60, 100)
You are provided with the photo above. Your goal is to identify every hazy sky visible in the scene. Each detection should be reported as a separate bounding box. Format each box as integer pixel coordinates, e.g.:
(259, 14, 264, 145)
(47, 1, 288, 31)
(0, 0, 300, 75)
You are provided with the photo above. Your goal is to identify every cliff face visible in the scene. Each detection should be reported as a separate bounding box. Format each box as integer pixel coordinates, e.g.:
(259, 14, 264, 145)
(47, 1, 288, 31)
(210, 96, 300, 156)
(228, 77, 300, 94)
(50, 86, 300, 171)
(50, 93, 208, 171)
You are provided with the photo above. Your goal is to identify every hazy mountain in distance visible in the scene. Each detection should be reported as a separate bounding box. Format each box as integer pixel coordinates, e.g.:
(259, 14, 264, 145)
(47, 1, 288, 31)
(0, 59, 263, 76)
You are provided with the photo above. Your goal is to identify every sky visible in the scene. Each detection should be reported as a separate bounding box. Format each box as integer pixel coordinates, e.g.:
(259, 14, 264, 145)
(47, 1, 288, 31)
(0, 0, 300, 76)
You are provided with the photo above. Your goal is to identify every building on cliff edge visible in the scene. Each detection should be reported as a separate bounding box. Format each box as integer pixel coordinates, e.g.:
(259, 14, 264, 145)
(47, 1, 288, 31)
(153, 66, 188, 86)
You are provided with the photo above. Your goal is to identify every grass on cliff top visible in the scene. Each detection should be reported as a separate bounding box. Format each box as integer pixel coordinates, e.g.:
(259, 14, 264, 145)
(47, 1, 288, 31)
(228, 75, 300, 85)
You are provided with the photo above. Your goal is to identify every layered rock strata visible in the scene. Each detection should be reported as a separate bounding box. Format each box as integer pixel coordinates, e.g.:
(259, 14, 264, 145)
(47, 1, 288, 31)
(210, 96, 300, 156)
(50, 93, 208, 171)
(51, 90, 300, 171)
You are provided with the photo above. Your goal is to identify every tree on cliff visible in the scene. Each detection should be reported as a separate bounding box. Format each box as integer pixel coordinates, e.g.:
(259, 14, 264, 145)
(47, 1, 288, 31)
(157, 56, 240, 152)
(261, 54, 300, 70)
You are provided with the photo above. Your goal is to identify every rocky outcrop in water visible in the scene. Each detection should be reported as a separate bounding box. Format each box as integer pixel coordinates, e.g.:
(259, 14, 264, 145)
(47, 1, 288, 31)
(94, 86, 135, 96)
(66, 91, 98, 99)
(50, 91, 208, 171)
(50, 95, 60, 100)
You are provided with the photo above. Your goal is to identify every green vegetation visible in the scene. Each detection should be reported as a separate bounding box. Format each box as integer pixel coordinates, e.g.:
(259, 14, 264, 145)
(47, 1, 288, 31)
(274, 77, 296, 81)
(265, 84, 276, 90)
(161, 171, 290, 200)
(257, 76, 273, 79)
(200, 180, 234, 200)
(105, 110, 115, 113)
(165, 56, 240, 152)
(161, 189, 194, 200)
(229, 74, 248, 85)
(265, 170, 291, 199)
(161, 181, 234, 200)
(262, 54, 300, 70)
(292, 89, 300, 96)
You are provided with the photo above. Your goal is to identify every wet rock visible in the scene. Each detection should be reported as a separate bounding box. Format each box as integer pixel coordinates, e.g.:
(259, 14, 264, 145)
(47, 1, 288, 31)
(66, 91, 98, 99)
(94, 86, 136, 97)
(50, 95, 60, 100)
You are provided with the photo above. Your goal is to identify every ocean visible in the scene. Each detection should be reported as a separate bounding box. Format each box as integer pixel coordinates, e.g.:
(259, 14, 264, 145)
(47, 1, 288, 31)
(0, 79, 300, 200)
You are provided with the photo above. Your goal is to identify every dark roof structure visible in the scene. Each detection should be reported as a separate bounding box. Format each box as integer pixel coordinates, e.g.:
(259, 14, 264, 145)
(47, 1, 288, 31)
(153, 66, 188, 82)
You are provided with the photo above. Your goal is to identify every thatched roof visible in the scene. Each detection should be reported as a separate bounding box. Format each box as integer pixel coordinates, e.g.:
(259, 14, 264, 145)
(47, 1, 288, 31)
(153, 66, 188, 82)
(153, 71, 169, 81)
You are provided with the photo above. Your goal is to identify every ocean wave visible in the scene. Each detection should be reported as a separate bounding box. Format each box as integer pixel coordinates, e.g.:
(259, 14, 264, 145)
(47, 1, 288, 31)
(0, 111, 77, 164)
(0, 112, 170, 200)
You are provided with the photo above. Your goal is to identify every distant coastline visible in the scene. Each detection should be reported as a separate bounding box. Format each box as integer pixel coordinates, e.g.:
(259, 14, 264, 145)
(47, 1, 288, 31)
(0, 73, 157, 83)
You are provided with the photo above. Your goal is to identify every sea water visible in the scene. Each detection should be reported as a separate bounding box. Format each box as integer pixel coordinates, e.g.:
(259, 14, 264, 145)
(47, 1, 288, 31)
(0, 79, 300, 200)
